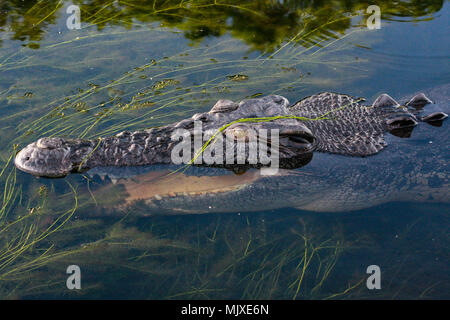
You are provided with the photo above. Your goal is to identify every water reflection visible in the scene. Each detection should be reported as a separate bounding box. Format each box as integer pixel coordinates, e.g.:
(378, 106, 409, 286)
(0, 0, 444, 50)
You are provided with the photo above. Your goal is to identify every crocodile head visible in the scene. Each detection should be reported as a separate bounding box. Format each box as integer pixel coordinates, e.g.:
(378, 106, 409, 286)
(14, 95, 316, 177)
(14, 137, 94, 178)
(174, 95, 316, 164)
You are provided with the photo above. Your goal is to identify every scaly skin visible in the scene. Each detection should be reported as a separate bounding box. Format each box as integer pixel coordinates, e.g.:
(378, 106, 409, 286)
(88, 85, 448, 215)
(15, 91, 446, 178)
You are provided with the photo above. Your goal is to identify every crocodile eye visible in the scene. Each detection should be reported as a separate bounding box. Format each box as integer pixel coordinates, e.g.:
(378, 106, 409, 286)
(175, 119, 194, 129)
(192, 114, 209, 122)
(209, 99, 238, 113)
(289, 135, 314, 145)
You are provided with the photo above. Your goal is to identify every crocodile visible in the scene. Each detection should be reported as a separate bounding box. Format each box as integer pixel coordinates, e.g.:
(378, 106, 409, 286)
(14, 91, 447, 178)
(84, 85, 449, 215)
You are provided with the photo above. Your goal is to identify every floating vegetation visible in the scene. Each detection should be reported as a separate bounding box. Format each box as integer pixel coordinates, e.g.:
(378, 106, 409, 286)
(282, 66, 297, 73)
(152, 79, 180, 91)
(120, 101, 155, 111)
(226, 74, 249, 82)
(73, 102, 89, 113)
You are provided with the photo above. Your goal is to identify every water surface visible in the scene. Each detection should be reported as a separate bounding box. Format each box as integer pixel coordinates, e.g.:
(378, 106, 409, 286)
(0, 0, 448, 299)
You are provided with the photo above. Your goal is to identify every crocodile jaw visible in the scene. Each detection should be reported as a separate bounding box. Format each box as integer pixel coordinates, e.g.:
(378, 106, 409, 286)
(120, 170, 261, 203)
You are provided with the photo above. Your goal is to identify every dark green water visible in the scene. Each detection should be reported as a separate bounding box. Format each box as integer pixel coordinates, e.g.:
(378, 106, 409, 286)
(0, 0, 448, 299)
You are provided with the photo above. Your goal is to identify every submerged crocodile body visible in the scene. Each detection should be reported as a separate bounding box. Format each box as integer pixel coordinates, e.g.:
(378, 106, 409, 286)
(86, 85, 449, 214)
(15, 91, 447, 177)
(13, 85, 449, 215)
